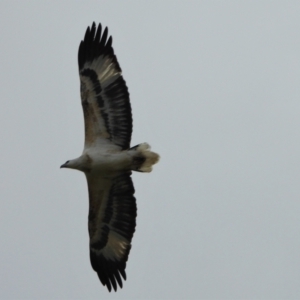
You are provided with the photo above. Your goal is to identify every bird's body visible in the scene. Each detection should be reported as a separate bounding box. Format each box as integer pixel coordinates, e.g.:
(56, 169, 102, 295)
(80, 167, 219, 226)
(67, 148, 131, 173)
(67, 143, 156, 174)
(61, 23, 159, 292)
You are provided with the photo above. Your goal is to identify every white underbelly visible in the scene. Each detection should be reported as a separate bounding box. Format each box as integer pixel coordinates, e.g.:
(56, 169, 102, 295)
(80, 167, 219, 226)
(90, 151, 131, 173)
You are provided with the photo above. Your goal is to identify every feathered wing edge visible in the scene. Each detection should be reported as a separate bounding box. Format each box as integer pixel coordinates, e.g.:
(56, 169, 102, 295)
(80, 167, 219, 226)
(79, 23, 133, 150)
(87, 172, 137, 292)
(78, 23, 118, 72)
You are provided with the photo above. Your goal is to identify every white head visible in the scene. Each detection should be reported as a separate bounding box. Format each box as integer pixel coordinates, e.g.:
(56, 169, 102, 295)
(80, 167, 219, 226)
(60, 155, 91, 172)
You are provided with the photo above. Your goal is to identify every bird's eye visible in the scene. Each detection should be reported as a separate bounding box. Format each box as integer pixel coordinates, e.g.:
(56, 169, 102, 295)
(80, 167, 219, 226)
(66, 160, 70, 164)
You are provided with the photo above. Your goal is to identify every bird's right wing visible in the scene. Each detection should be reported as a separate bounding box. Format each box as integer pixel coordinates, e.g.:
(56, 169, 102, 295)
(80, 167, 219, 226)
(86, 171, 137, 292)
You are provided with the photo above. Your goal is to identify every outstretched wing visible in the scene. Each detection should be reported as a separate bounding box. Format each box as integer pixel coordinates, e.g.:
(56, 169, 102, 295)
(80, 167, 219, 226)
(78, 23, 132, 150)
(86, 172, 137, 292)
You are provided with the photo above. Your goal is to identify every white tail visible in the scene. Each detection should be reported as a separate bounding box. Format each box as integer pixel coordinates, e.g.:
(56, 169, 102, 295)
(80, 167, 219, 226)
(131, 143, 160, 172)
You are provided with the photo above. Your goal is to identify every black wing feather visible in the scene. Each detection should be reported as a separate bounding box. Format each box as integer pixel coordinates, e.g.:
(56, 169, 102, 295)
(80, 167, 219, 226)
(78, 23, 132, 149)
(88, 173, 137, 292)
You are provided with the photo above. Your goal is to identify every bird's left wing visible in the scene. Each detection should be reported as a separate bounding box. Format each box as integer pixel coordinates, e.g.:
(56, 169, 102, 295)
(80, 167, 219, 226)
(86, 172, 137, 292)
(78, 23, 132, 150)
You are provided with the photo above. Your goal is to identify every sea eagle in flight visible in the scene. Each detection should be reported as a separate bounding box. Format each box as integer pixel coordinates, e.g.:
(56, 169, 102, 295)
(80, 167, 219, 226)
(61, 23, 159, 292)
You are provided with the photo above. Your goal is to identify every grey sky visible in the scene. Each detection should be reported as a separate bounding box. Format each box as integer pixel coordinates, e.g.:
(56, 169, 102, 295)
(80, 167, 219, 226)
(1, 1, 300, 299)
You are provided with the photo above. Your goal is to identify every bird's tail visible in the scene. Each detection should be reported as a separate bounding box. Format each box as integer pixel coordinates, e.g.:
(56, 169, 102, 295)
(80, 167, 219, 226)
(129, 143, 160, 172)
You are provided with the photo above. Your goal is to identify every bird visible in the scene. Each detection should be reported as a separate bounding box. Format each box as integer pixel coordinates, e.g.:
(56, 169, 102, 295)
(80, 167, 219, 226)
(60, 22, 159, 292)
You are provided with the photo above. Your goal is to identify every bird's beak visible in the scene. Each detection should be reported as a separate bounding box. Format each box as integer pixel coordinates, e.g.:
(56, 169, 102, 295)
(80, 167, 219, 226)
(60, 163, 67, 168)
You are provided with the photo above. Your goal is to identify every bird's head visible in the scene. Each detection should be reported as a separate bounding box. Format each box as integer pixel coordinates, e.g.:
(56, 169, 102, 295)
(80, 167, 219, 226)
(60, 160, 73, 169)
(60, 155, 91, 172)
(60, 158, 83, 170)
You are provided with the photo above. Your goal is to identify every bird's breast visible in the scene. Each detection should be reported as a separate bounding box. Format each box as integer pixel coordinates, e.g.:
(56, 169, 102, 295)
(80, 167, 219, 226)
(88, 151, 132, 174)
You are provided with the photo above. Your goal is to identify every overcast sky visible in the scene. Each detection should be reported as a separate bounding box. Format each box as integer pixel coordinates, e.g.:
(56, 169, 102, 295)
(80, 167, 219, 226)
(1, 1, 300, 299)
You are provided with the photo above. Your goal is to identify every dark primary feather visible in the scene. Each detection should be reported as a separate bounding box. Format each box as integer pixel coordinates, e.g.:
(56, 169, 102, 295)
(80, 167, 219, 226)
(88, 173, 137, 292)
(78, 23, 115, 71)
(78, 23, 132, 149)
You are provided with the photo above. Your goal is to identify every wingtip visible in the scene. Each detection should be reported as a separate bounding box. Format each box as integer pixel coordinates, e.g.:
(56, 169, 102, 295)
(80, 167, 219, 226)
(78, 22, 116, 71)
